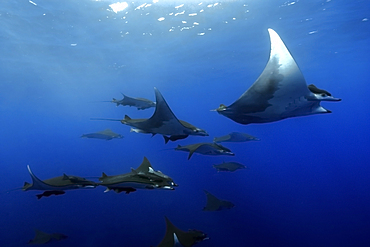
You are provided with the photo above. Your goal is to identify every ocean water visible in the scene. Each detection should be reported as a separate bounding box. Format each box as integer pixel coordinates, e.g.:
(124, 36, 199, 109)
(1, 0, 369, 246)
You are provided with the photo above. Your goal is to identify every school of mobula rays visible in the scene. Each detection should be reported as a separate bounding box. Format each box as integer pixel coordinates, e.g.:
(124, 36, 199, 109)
(18, 29, 340, 246)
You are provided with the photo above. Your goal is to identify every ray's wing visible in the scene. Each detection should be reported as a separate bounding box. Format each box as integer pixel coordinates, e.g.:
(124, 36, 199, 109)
(141, 88, 187, 134)
(134, 156, 152, 173)
(186, 143, 207, 160)
(25, 166, 63, 191)
(157, 217, 177, 247)
(203, 190, 223, 211)
(29, 229, 53, 244)
(230, 29, 309, 116)
(157, 217, 205, 247)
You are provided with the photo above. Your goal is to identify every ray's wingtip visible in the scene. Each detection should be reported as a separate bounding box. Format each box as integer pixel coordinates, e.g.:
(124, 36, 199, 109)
(267, 28, 276, 35)
(27, 165, 32, 174)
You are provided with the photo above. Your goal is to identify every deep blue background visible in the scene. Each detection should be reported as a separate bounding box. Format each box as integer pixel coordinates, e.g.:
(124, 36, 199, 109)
(1, 0, 369, 246)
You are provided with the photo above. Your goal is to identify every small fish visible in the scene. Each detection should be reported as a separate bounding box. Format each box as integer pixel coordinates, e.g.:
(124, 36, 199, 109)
(36, 190, 65, 199)
(163, 135, 188, 144)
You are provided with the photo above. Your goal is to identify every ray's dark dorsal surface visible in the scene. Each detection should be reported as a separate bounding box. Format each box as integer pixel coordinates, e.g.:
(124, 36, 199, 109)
(92, 88, 208, 143)
(213, 161, 247, 172)
(22, 166, 97, 199)
(156, 217, 208, 247)
(111, 93, 156, 110)
(215, 28, 341, 125)
(81, 129, 123, 140)
(121, 88, 208, 138)
(99, 157, 177, 193)
(213, 132, 260, 143)
(28, 229, 67, 245)
(175, 142, 235, 160)
(203, 190, 235, 211)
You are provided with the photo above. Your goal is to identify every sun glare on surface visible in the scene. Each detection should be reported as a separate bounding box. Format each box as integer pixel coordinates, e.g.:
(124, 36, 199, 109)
(109, 2, 129, 13)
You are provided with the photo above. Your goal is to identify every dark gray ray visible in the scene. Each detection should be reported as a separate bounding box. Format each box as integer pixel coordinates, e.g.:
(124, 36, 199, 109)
(213, 161, 247, 172)
(156, 217, 208, 247)
(99, 157, 177, 193)
(28, 229, 67, 245)
(175, 142, 234, 160)
(22, 166, 97, 197)
(215, 28, 341, 125)
(111, 93, 156, 110)
(213, 132, 259, 143)
(121, 88, 208, 137)
(81, 129, 123, 140)
(203, 190, 235, 211)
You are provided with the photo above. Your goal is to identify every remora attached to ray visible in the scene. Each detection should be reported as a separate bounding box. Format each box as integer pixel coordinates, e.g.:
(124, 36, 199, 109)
(99, 157, 177, 193)
(23, 165, 97, 199)
(215, 28, 341, 125)
(175, 142, 235, 160)
(111, 93, 156, 110)
(156, 217, 208, 247)
(81, 129, 123, 140)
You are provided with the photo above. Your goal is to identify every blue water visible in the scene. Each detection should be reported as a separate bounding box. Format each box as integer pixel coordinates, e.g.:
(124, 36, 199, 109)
(1, 0, 369, 246)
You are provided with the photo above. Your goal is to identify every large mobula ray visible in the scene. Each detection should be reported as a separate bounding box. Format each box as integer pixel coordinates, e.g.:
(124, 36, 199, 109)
(175, 142, 235, 160)
(215, 28, 341, 124)
(155, 217, 208, 247)
(81, 128, 123, 140)
(23, 166, 97, 199)
(28, 229, 67, 245)
(203, 190, 235, 211)
(99, 157, 177, 193)
(213, 161, 247, 172)
(93, 88, 208, 143)
(213, 132, 260, 143)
